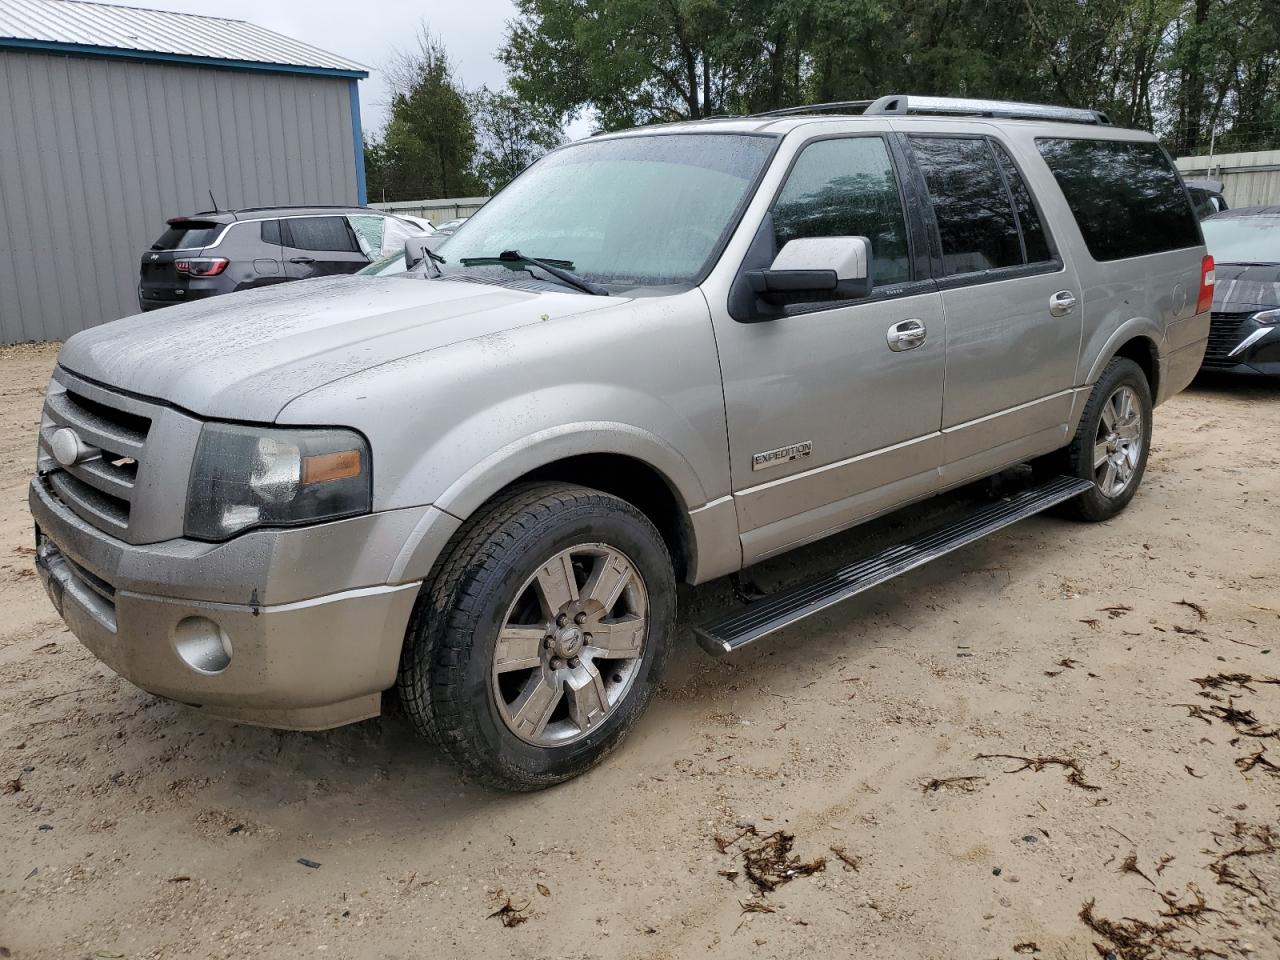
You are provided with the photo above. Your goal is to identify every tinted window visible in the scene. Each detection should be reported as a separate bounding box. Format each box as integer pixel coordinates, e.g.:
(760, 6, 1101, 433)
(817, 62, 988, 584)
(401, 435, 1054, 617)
(260, 219, 282, 245)
(1036, 139, 1201, 261)
(772, 137, 911, 286)
(910, 136, 1021, 275)
(286, 216, 358, 253)
(150, 221, 223, 251)
(992, 142, 1051, 263)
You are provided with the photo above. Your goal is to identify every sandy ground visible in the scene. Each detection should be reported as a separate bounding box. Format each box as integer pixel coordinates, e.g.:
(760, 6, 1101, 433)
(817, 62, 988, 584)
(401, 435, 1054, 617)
(1, 340, 1278, 960)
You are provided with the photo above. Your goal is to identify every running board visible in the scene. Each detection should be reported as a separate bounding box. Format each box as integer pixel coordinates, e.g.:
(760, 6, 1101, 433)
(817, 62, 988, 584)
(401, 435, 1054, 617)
(694, 475, 1094, 656)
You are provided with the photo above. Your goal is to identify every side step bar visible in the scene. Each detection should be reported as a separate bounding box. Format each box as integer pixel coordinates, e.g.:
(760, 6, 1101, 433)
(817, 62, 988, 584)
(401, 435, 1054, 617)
(694, 475, 1094, 656)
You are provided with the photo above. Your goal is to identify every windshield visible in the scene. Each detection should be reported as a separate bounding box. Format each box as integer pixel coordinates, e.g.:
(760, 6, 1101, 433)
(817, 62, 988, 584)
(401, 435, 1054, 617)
(439, 133, 776, 289)
(1202, 216, 1280, 264)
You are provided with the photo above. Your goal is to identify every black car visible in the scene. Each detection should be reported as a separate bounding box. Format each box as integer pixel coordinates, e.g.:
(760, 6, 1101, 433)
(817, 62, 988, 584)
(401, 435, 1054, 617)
(138, 206, 424, 312)
(1184, 178, 1229, 220)
(1200, 206, 1280, 375)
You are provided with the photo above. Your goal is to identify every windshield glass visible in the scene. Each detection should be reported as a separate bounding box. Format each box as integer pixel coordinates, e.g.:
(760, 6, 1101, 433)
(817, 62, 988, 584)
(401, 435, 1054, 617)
(1202, 216, 1280, 264)
(438, 133, 776, 288)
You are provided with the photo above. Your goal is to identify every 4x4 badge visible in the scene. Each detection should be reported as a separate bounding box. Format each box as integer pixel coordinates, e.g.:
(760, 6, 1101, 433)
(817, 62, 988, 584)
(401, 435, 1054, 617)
(752, 441, 813, 471)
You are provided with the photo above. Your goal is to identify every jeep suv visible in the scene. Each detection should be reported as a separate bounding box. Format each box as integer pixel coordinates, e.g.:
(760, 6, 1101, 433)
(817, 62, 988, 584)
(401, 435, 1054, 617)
(138, 206, 423, 311)
(33, 96, 1210, 790)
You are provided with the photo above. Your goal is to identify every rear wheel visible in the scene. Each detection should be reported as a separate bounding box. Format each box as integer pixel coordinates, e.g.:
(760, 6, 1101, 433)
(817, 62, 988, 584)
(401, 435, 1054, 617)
(1061, 357, 1152, 521)
(397, 483, 676, 791)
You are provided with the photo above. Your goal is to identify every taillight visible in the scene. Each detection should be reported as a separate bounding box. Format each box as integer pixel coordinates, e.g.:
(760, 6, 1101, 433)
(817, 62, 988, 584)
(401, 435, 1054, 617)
(1197, 254, 1214, 314)
(175, 257, 229, 277)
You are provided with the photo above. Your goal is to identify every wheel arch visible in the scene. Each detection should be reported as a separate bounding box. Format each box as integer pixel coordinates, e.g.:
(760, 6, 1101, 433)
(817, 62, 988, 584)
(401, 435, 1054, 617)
(1085, 325, 1161, 397)
(392, 424, 718, 587)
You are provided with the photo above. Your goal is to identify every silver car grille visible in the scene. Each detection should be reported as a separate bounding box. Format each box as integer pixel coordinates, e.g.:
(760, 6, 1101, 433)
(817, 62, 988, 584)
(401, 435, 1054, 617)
(38, 373, 154, 538)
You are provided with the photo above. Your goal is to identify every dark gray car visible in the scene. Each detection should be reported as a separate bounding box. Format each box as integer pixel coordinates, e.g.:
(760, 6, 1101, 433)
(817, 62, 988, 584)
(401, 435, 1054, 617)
(138, 206, 423, 311)
(1200, 206, 1280, 375)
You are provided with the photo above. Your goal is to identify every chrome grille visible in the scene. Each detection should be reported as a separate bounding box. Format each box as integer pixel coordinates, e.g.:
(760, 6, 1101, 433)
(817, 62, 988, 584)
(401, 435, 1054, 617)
(1203, 312, 1251, 366)
(38, 376, 153, 537)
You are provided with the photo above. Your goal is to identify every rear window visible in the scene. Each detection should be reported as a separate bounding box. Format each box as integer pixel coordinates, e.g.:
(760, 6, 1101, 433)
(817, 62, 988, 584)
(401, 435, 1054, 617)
(1036, 139, 1200, 261)
(285, 216, 359, 253)
(150, 220, 223, 251)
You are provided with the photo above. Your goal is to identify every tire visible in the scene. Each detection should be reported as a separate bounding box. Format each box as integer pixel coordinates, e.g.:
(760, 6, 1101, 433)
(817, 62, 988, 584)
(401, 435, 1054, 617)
(1060, 357, 1153, 522)
(396, 482, 676, 791)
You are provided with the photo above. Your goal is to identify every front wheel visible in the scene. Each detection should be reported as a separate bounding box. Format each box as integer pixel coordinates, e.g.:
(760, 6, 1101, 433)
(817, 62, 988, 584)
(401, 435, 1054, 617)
(1061, 357, 1153, 521)
(397, 483, 676, 791)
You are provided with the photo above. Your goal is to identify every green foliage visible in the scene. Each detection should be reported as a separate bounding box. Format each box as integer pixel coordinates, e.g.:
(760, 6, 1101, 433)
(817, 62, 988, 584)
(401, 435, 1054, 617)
(364, 28, 568, 201)
(470, 86, 566, 191)
(501, 0, 1280, 154)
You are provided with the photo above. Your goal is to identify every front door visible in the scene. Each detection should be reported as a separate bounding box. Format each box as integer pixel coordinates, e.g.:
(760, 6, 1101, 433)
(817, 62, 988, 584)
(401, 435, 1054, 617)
(281, 215, 370, 279)
(711, 134, 946, 565)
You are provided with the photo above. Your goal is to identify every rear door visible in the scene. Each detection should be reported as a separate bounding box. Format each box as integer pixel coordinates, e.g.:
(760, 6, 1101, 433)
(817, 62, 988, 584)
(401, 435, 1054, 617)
(902, 131, 1082, 485)
(280, 216, 369, 279)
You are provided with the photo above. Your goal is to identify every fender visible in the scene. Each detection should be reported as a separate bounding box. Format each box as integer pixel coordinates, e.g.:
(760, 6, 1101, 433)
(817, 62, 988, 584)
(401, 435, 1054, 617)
(1082, 317, 1162, 387)
(388, 421, 718, 586)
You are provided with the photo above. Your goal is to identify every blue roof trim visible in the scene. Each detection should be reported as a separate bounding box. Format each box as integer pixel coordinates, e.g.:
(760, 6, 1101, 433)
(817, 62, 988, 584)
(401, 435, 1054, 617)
(0, 37, 369, 78)
(349, 79, 368, 206)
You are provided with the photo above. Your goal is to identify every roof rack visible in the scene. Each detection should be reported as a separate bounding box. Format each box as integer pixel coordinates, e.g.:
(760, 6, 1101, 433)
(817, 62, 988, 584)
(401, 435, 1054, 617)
(752, 100, 873, 118)
(864, 95, 1110, 125)
(751, 95, 1110, 126)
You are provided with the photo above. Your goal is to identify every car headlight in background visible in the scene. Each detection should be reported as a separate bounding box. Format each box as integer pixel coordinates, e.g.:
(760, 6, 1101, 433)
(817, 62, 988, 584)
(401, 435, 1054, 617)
(1253, 308, 1280, 325)
(185, 424, 371, 541)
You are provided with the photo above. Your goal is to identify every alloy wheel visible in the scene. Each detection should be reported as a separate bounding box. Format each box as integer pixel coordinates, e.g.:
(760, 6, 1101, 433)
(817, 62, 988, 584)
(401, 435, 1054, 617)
(1093, 384, 1144, 497)
(491, 543, 649, 747)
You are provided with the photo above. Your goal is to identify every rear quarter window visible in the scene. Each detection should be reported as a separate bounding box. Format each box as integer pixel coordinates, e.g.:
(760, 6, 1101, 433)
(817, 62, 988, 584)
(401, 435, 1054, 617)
(1036, 138, 1201, 261)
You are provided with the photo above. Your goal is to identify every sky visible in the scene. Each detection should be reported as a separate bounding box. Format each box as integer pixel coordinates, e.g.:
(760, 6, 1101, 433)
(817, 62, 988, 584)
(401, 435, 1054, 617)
(131, 0, 591, 139)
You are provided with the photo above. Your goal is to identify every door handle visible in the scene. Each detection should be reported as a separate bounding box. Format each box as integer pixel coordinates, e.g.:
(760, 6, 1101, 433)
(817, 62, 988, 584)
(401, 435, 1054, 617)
(1049, 290, 1077, 316)
(886, 319, 927, 352)
(289, 256, 315, 265)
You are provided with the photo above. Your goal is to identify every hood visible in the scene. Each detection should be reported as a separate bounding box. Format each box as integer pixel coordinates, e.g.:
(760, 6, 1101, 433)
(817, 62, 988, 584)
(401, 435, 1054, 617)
(59, 275, 620, 421)
(1212, 262, 1280, 314)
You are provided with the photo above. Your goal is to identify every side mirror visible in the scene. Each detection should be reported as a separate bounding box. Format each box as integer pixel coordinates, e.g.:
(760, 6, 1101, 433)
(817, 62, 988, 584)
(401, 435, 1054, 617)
(404, 236, 434, 270)
(745, 236, 873, 306)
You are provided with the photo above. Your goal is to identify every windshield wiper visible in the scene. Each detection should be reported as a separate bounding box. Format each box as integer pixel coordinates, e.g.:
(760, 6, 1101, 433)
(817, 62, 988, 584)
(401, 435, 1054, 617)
(457, 249, 609, 296)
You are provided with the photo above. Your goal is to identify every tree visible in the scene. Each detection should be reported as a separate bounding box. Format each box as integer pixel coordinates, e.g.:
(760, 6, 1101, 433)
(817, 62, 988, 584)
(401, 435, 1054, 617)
(500, 0, 1280, 153)
(363, 29, 485, 201)
(470, 86, 565, 192)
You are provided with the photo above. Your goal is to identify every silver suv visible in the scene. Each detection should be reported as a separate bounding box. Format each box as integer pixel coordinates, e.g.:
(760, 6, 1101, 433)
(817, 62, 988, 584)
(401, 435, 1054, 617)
(30, 96, 1212, 790)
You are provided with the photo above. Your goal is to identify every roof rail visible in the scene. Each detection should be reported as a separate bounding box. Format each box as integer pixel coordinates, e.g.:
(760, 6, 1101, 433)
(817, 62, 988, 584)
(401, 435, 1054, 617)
(865, 95, 1110, 125)
(751, 100, 873, 118)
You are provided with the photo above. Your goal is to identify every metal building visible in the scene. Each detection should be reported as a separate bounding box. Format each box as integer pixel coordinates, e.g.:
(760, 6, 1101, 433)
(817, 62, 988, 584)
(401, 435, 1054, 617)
(0, 0, 369, 344)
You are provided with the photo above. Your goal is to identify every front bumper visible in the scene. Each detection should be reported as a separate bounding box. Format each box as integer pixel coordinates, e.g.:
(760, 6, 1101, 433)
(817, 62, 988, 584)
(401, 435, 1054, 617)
(1201, 314, 1280, 376)
(30, 476, 424, 730)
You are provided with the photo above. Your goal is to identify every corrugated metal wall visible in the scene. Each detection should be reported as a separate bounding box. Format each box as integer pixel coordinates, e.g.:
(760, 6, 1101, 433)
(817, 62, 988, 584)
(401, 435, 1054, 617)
(371, 197, 490, 223)
(1176, 150, 1280, 208)
(0, 49, 358, 344)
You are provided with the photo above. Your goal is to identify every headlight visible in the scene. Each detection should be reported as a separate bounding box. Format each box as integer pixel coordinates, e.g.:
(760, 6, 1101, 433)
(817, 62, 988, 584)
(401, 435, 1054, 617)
(185, 424, 371, 541)
(1253, 308, 1280, 325)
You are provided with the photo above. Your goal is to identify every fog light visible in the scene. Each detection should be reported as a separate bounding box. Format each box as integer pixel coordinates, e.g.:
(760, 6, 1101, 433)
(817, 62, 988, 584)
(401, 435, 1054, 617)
(173, 616, 232, 674)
